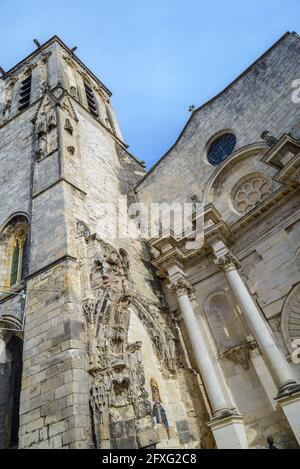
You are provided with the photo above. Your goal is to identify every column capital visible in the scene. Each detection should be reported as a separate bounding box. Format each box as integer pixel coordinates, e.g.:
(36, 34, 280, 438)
(215, 252, 241, 273)
(170, 277, 193, 297)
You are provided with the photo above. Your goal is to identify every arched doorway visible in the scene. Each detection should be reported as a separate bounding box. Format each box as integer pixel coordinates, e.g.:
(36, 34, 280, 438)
(0, 335, 23, 448)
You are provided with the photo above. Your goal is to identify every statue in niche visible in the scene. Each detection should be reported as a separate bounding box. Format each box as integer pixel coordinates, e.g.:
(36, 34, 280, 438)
(34, 96, 58, 161)
(150, 378, 170, 439)
(91, 257, 104, 289)
(104, 245, 123, 276)
(110, 366, 131, 407)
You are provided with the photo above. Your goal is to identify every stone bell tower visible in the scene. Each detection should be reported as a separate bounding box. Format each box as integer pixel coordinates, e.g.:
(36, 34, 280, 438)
(0, 37, 206, 449)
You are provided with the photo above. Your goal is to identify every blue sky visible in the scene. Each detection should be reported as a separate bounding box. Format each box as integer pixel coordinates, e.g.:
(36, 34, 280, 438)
(1, 0, 300, 168)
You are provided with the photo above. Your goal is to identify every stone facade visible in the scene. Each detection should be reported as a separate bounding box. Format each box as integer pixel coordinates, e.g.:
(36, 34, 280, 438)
(0, 32, 300, 449)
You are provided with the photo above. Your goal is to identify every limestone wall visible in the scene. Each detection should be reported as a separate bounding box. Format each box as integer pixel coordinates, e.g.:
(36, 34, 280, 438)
(136, 33, 300, 206)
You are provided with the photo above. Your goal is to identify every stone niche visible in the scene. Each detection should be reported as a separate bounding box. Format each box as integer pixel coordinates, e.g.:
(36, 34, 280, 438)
(204, 290, 247, 354)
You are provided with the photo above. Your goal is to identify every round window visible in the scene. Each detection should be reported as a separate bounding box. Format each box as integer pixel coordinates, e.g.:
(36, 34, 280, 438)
(207, 133, 237, 166)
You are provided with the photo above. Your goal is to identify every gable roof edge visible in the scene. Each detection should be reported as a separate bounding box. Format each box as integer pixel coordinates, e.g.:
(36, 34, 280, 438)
(135, 31, 300, 190)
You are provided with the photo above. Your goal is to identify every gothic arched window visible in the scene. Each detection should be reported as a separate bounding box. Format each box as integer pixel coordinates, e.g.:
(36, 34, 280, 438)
(10, 229, 27, 287)
(204, 291, 246, 353)
(207, 132, 237, 166)
(105, 104, 116, 133)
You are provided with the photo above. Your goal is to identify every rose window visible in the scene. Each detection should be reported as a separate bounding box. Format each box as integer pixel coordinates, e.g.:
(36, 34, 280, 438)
(234, 176, 272, 214)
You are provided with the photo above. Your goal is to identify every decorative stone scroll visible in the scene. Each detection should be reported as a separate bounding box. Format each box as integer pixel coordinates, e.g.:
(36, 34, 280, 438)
(77, 237, 177, 448)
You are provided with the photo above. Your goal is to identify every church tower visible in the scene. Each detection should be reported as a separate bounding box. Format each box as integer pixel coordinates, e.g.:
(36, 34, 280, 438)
(0, 37, 205, 449)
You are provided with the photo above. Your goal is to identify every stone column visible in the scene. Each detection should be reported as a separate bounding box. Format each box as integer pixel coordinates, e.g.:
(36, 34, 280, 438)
(172, 279, 229, 415)
(212, 240, 300, 445)
(167, 263, 248, 449)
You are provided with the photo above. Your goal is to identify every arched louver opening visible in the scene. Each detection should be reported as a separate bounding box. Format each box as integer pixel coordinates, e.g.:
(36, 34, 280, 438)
(18, 75, 32, 111)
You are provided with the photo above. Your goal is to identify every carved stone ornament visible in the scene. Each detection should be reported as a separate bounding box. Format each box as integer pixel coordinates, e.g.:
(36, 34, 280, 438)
(77, 237, 176, 448)
(67, 146, 75, 155)
(170, 277, 193, 297)
(34, 96, 58, 161)
(221, 341, 257, 369)
(63, 55, 77, 69)
(233, 174, 272, 214)
(76, 220, 90, 238)
(215, 252, 241, 272)
(47, 112, 57, 130)
(23, 62, 37, 76)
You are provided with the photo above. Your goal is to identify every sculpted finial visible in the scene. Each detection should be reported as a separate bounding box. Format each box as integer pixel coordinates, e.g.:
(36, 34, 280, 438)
(170, 277, 193, 297)
(214, 252, 241, 273)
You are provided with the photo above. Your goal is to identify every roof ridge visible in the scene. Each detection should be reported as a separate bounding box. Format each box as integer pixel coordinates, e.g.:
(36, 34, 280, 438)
(1, 35, 112, 96)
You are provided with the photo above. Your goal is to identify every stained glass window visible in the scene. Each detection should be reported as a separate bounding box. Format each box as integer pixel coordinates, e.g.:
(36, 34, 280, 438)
(207, 133, 237, 166)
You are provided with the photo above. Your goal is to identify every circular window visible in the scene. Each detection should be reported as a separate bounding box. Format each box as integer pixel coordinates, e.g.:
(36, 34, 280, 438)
(207, 133, 237, 166)
(233, 175, 272, 214)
